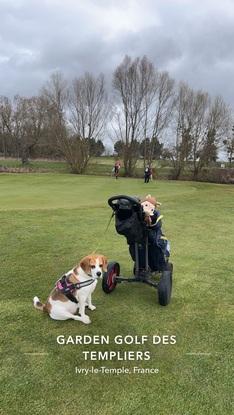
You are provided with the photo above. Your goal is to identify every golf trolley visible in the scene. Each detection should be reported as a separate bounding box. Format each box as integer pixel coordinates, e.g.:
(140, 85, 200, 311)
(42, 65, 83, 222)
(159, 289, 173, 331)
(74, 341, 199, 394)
(102, 195, 173, 306)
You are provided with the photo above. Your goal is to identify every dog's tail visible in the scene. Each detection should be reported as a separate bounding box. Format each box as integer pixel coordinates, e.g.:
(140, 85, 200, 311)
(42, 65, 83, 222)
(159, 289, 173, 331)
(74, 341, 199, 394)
(33, 296, 44, 311)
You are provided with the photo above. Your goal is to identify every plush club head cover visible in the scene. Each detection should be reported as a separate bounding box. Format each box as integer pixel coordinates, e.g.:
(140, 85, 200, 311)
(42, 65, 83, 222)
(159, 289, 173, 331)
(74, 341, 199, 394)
(141, 194, 161, 211)
(141, 194, 161, 224)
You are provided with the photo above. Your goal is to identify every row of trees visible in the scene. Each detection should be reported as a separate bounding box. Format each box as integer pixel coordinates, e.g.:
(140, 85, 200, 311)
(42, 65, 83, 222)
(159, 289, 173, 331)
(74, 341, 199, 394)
(0, 55, 233, 177)
(112, 56, 232, 178)
(0, 73, 106, 171)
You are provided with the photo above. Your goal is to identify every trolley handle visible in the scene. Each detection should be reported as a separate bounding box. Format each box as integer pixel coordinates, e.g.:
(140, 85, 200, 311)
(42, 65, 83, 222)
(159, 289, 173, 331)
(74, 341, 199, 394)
(108, 195, 141, 211)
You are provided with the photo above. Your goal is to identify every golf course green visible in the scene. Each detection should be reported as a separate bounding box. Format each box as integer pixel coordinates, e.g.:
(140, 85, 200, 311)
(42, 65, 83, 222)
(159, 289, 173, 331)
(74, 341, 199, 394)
(0, 173, 233, 415)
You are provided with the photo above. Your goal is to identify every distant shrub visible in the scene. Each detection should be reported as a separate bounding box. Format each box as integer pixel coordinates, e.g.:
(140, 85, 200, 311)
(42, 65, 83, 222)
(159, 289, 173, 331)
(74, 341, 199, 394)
(0, 166, 33, 173)
(197, 168, 234, 184)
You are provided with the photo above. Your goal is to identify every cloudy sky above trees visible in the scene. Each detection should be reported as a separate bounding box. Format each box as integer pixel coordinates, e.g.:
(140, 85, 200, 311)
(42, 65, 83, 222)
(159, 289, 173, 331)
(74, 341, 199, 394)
(1, 0, 234, 108)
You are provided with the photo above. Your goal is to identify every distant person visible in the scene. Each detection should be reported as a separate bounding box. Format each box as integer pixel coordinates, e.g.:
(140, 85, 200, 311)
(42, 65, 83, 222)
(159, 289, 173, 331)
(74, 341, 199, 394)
(149, 166, 153, 181)
(114, 160, 121, 179)
(144, 165, 151, 183)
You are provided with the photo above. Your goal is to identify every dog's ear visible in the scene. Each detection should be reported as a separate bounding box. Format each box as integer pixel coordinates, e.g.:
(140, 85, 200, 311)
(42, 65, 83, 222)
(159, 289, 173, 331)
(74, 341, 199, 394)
(79, 256, 90, 273)
(101, 255, 108, 272)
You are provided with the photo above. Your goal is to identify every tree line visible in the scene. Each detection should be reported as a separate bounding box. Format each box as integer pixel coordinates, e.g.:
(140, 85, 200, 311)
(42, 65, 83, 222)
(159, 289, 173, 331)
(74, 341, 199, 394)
(0, 55, 233, 178)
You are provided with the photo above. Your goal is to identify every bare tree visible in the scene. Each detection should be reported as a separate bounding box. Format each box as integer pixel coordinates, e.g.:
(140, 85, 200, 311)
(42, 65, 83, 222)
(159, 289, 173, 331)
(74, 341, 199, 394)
(19, 96, 49, 163)
(42, 71, 108, 173)
(0, 95, 48, 163)
(112, 55, 149, 176)
(0, 96, 13, 157)
(171, 83, 230, 179)
(41, 72, 80, 170)
(112, 56, 175, 175)
(142, 70, 175, 166)
(139, 57, 158, 167)
(159, 83, 192, 179)
(171, 83, 205, 178)
(223, 125, 234, 166)
(68, 72, 108, 172)
(189, 94, 230, 178)
(42, 71, 68, 143)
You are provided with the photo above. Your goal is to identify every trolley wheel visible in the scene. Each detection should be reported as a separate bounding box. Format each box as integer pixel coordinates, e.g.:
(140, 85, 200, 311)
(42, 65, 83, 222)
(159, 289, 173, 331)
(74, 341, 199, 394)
(102, 262, 120, 294)
(165, 261, 173, 273)
(158, 269, 172, 306)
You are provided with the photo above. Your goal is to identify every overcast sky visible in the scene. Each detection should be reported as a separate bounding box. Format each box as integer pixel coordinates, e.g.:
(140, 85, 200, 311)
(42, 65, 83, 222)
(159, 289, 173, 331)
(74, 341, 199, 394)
(1, 0, 234, 109)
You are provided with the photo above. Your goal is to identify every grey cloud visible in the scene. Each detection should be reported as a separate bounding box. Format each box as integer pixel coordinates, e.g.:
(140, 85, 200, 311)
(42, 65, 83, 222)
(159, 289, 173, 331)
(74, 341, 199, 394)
(0, 0, 234, 109)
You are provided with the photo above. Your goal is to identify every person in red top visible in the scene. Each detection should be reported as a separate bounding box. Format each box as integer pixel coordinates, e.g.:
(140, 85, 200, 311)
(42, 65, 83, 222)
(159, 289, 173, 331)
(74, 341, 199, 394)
(114, 160, 121, 179)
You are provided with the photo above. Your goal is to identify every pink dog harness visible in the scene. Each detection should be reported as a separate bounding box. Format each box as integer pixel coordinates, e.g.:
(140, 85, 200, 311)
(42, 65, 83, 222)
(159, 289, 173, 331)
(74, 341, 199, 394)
(55, 273, 96, 303)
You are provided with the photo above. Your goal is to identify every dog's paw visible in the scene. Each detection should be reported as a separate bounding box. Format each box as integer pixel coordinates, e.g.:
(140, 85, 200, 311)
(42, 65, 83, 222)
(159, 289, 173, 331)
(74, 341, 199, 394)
(88, 304, 96, 311)
(82, 315, 91, 325)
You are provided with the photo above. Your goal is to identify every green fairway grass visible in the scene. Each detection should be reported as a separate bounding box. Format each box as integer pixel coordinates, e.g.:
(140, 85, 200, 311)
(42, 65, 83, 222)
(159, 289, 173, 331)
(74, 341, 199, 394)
(0, 157, 171, 178)
(0, 174, 233, 415)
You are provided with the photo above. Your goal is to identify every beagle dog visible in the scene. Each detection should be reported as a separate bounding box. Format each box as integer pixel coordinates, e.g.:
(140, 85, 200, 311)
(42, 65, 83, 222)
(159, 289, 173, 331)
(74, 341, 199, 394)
(33, 254, 107, 324)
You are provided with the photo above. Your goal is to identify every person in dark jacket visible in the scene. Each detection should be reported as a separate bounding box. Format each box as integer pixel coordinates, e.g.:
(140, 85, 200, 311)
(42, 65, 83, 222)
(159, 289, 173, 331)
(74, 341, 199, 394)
(144, 165, 151, 183)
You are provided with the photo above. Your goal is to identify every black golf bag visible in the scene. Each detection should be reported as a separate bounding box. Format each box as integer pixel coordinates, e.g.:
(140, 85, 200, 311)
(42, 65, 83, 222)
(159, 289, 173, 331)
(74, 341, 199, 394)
(113, 196, 170, 272)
